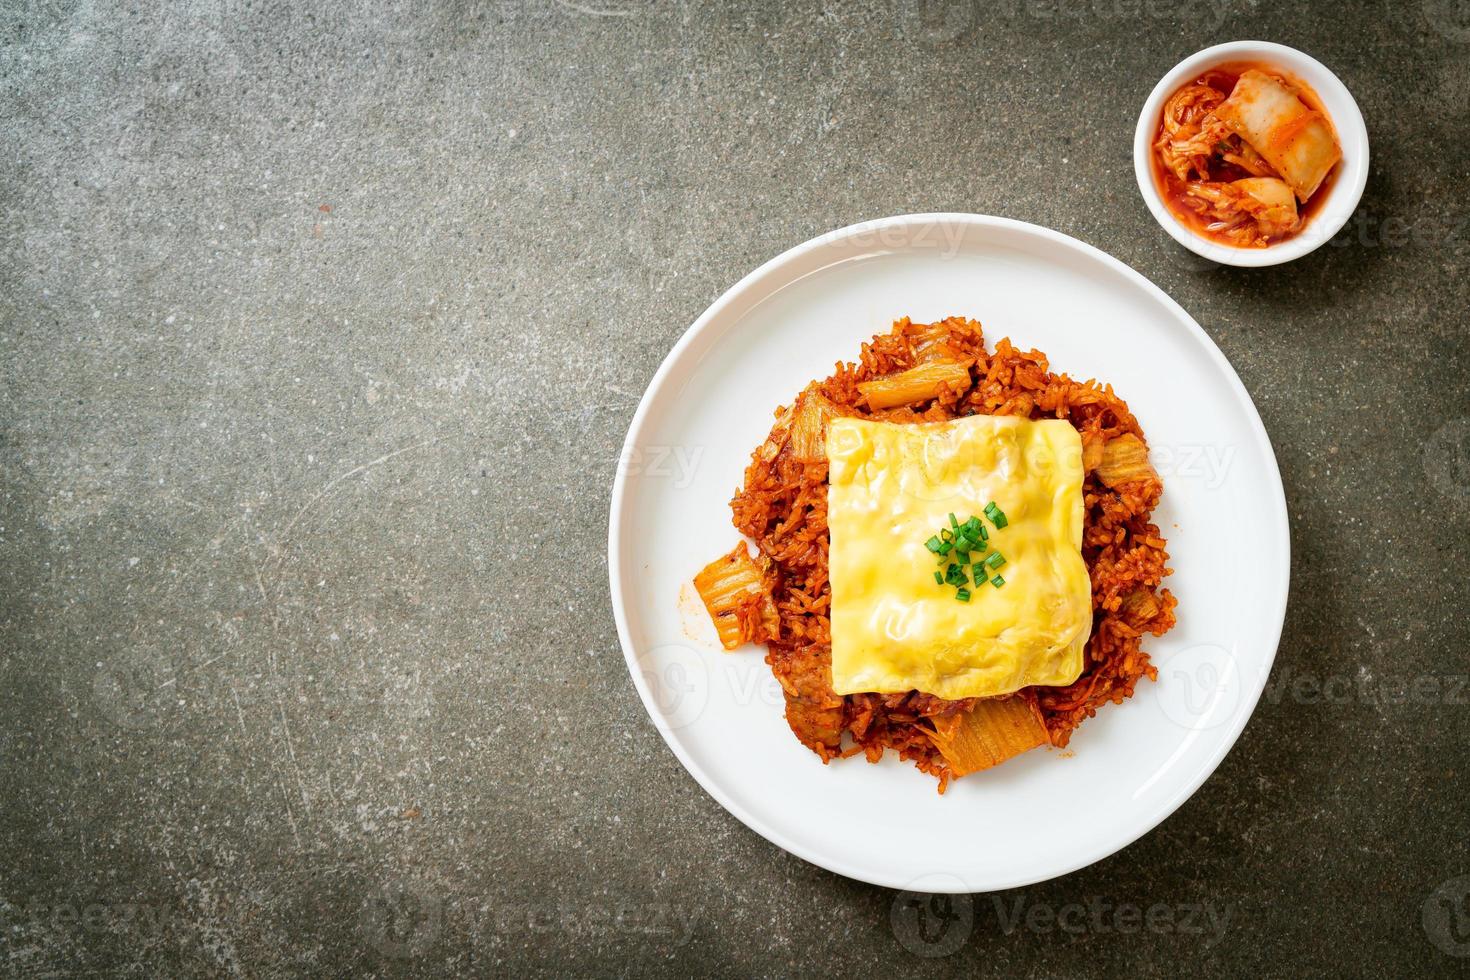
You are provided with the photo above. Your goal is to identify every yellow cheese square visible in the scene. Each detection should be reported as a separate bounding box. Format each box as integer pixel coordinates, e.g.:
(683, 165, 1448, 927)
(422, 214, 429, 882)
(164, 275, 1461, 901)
(826, 415, 1091, 700)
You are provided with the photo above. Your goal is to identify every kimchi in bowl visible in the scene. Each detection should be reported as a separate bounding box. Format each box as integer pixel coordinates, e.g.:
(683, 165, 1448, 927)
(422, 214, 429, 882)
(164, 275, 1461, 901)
(1134, 41, 1368, 267)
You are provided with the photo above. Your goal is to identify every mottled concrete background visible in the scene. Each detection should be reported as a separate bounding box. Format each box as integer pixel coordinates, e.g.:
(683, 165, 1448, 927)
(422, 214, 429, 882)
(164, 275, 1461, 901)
(1, 0, 1468, 975)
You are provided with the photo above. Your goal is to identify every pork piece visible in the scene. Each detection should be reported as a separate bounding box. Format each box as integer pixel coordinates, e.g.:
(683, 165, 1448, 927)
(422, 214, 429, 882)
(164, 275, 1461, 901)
(767, 644, 845, 756)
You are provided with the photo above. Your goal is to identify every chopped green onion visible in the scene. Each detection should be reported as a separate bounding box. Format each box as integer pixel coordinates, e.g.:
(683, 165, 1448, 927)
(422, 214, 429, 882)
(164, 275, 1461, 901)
(921, 512, 1007, 599)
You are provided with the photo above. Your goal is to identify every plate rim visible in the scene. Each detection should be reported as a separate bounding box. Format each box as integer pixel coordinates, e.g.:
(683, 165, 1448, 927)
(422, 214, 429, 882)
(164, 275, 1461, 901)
(607, 212, 1290, 893)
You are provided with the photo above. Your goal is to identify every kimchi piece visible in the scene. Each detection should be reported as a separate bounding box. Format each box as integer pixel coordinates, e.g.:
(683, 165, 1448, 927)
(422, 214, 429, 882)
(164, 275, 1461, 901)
(1152, 63, 1341, 248)
(925, 696, 1050, 780)
(694, 544, 778, 650)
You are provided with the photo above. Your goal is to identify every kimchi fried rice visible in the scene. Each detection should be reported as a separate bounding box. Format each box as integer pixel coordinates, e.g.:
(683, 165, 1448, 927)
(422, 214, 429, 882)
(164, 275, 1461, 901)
(703, 316, 1176, 791)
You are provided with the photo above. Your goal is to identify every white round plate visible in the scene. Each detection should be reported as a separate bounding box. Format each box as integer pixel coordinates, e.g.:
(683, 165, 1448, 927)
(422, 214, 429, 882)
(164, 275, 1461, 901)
(609, 214, 1289, 892)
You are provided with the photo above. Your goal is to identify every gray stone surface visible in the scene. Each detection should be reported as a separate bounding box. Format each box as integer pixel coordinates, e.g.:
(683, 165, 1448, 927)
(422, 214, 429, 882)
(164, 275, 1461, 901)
(2, 0, 1468, 975)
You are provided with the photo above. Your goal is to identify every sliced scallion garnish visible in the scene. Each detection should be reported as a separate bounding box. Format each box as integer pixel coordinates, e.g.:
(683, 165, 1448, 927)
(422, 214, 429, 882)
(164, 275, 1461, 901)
(921, 511, 1008, 597)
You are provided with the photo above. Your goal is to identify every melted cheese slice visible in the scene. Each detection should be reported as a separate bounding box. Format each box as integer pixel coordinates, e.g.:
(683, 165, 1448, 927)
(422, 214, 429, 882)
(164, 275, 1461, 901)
(826, 415, 1091, 700)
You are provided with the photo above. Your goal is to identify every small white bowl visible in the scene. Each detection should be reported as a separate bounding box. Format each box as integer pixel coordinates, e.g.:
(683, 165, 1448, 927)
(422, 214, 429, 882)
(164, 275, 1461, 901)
(1133, 40, 1369, 267)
